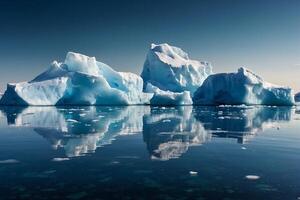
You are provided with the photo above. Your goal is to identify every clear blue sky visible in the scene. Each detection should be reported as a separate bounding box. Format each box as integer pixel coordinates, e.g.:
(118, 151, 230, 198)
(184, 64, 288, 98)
(0, 0, 299, 92)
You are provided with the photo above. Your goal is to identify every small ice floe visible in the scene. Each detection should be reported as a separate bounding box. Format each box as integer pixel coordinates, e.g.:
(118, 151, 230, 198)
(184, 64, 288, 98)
(189, 171, 198, 176)
(68, 112, 73, 114)
(0, 159, 19, 164)
(85, 124, 91, 127)
(245, 175, 260, 180)
(162, 119, 171, 123)
(92, 119, 99, 122)
(52, 158, 70, 162)
(79, 113, 86, 117)
(241, 147, 247, 150)
(66, 119, 78, 123)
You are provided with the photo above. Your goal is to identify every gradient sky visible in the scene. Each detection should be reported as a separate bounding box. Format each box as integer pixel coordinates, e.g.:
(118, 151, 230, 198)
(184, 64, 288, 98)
(0, 0, 299, 92)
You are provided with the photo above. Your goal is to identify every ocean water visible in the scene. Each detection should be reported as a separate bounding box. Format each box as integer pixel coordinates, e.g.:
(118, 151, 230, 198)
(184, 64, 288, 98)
(0, 105, 299, 200)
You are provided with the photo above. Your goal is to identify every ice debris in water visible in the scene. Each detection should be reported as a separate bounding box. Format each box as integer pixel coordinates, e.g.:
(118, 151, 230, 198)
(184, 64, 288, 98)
(52, 158, 70, 162)
(245, 175, 260, 180)
(0, 159, 19, 164)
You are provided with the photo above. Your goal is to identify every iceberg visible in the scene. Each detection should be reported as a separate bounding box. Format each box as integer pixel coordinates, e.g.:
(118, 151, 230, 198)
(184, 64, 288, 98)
(141, 43, 212, 94)
(0, 52, 152, 105)
(193, 67, 295, 106)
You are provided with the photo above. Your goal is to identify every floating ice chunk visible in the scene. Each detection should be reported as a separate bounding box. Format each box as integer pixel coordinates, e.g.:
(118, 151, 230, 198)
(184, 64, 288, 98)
(66, 119, 79, 123)
(0, 159, 19, 164)
(193, 67, 295, 106)
(52, 158, 70, 162)
(189, 171, 198, 176)
(245, 175, 260, 180)
(141, 43, 212, 94)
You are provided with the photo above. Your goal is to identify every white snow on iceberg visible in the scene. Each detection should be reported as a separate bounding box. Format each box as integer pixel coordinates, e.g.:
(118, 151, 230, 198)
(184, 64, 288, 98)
(0, 52, 152, 106)
(193, 67, 295, 106)
(145, 83, 192, 105)
(141, 43, 212, 94)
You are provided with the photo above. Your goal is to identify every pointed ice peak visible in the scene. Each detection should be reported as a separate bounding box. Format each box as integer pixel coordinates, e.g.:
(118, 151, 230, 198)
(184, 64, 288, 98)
(150, 43, 189, 61)
(30, 60, 68, 83)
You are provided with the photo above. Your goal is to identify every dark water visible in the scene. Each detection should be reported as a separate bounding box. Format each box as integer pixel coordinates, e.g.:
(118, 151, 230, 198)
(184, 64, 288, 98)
(0, 105, 299, 200)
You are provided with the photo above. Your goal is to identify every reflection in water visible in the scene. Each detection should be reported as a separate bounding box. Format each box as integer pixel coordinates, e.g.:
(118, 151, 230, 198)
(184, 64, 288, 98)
(194, 106, 293, 144)
(143, 106, 210, 160)
(0, 105, 294, 159)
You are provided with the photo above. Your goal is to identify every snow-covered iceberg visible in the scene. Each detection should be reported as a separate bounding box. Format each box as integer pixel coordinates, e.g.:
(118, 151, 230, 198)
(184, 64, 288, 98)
(141, 43, 212, 94)
(193, 67, 295, 106)
(0, 52, 152, 105)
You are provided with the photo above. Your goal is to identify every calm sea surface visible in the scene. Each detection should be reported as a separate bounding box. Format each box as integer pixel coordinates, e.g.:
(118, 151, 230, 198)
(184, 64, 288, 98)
(0, 105, 299, 200)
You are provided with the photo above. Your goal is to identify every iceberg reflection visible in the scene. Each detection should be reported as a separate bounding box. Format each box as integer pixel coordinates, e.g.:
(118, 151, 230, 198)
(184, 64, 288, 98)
(143, 106, 210, 160)
(194, 105, 293, 144)
(0, 105, 294, 159)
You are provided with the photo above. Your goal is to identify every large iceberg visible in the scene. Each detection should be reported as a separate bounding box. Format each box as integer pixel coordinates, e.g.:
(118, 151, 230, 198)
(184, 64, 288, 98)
(0, 52, 152, 106)
(193, 67, 295, 106)
(141, 43, 212, 94)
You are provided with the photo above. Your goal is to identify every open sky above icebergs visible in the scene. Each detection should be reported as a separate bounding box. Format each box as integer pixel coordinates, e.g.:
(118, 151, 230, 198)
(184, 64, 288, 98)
(0, 0, 299, 92)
